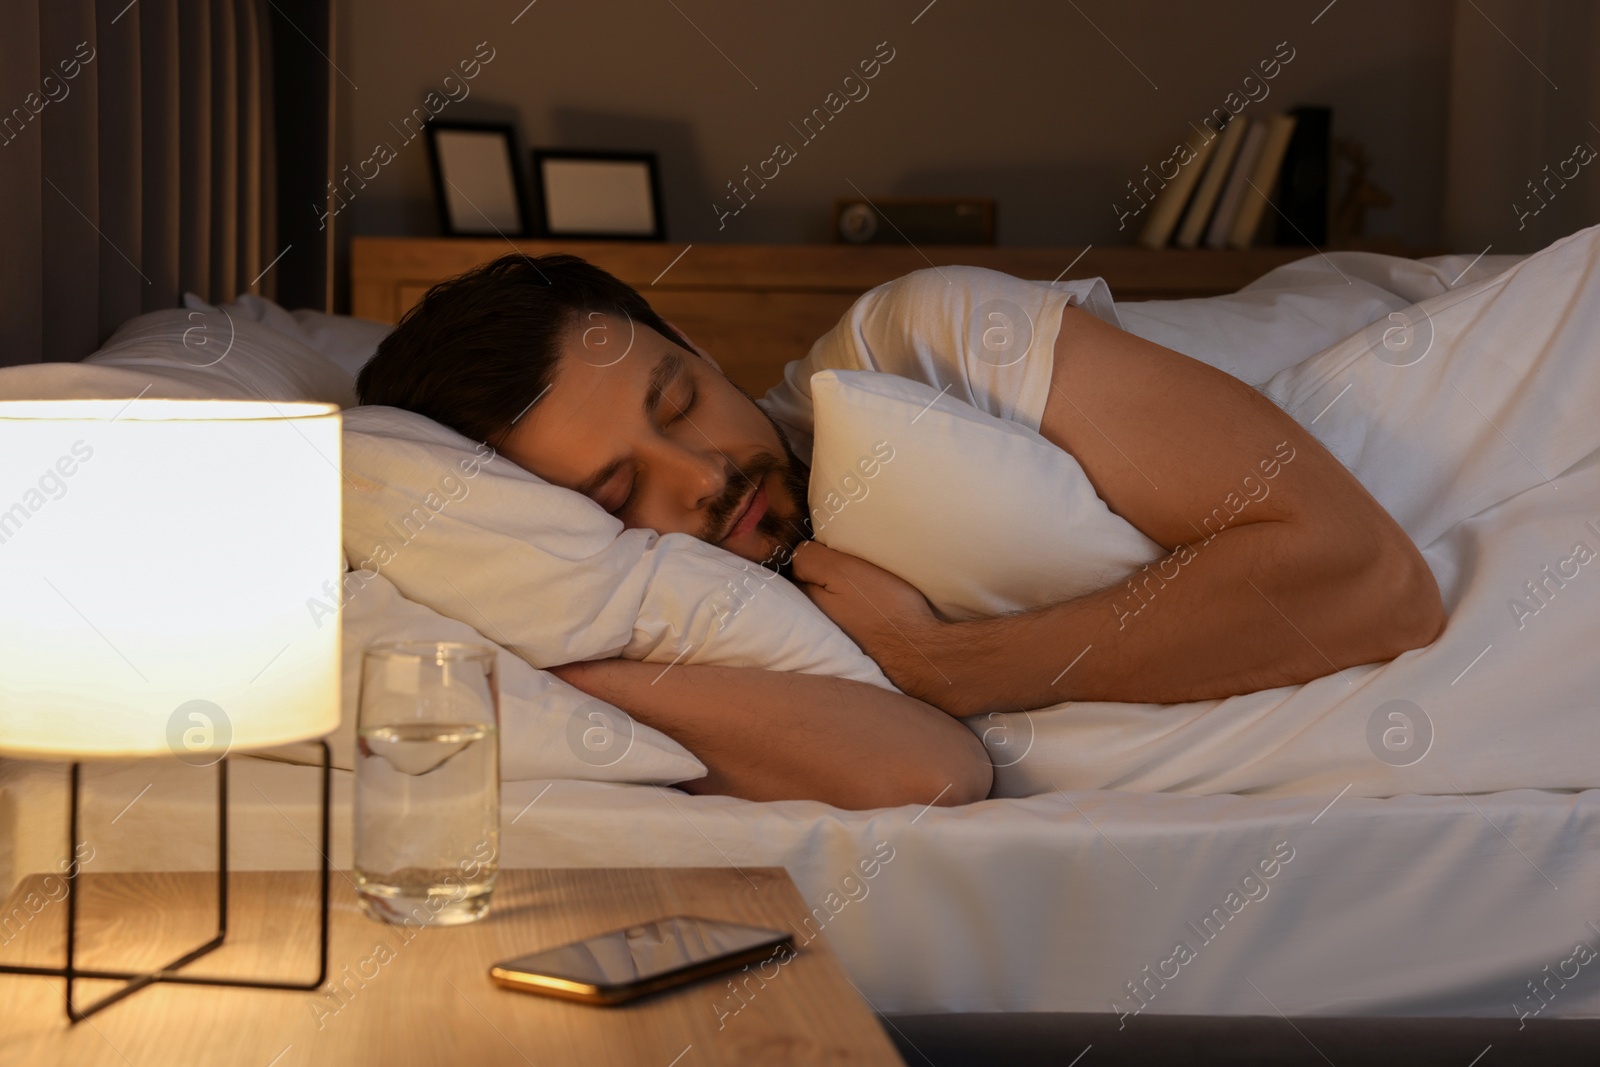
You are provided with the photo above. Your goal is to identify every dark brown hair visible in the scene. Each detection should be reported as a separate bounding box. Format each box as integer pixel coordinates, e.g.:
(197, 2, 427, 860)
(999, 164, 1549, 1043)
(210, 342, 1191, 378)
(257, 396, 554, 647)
(356, 252, 690, 445)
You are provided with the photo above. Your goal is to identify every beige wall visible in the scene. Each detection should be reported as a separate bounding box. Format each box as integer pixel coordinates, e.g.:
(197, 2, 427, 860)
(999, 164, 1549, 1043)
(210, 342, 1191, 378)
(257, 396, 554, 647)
(332, 0, 1457, 280)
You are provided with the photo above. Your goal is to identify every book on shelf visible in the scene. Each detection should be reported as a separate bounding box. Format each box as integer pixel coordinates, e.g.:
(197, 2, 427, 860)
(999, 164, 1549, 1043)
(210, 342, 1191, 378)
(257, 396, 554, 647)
(1174, 117, 1250, 249)
(1227, 112, 1298, 249)
(1275, 105, 1332, 246)
(1136, 132, 1219, 250)
(1204, 119, 1266, 249)
(1134, 107, 1333, 250)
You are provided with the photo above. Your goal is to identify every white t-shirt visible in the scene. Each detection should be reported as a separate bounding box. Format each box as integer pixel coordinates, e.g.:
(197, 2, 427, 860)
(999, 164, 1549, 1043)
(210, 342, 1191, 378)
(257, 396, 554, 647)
(758, 265, 1122, 462)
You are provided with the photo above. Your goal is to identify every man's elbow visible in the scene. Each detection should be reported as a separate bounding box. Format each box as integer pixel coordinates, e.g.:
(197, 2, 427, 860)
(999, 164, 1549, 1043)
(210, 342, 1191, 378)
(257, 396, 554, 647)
(1368, 544, 1446, 657)
(1403, 567, 1447, 650)
(892, 739, 993, 809)
(936, 757, 994, 807)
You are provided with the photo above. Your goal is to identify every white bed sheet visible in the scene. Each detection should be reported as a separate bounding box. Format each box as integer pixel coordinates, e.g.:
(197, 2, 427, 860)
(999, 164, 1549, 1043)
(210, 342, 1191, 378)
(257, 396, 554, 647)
(4, 756, 1596, 1019)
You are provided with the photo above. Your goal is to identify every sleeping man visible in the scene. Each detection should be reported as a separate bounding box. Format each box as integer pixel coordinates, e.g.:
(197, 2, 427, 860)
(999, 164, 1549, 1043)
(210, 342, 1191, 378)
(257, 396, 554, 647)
(356, 253, 1445, 810)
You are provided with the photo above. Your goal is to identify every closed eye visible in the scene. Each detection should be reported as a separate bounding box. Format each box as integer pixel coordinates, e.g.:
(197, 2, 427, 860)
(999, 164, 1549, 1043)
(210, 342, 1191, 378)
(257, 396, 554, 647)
(668, 386, 699, 423)
(605, 472, 635, 515)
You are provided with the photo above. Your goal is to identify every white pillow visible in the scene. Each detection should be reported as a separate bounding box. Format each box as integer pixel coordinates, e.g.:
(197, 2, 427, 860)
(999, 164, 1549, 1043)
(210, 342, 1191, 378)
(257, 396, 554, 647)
(807, 369, 1166, 620)
(256, 566, 707, 784)
(85, 307, 356, 407)
(340, 405, 894, 685)
(183, 292, 392, 380)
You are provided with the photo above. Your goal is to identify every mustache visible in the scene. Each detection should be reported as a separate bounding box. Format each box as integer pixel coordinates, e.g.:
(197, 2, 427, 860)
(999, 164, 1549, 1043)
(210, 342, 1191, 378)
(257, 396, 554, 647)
(696, 390, 813, 558)
(700, 452, 788, 542)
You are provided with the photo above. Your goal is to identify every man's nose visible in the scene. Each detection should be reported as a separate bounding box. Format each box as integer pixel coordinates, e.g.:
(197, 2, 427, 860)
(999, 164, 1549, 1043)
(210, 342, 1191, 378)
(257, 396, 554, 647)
(665, 442, 729, 511)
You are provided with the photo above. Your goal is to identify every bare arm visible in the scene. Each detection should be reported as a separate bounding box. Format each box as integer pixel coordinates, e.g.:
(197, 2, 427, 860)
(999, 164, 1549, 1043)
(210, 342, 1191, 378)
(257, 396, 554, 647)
(793, 305, 1445, 715)
(549, 659, 993, 809)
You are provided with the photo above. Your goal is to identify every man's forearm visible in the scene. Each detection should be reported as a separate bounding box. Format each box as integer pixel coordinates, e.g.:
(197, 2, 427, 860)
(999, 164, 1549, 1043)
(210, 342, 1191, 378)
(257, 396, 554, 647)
(891, 520, 1440, 715)
(550, 659, 993, 809)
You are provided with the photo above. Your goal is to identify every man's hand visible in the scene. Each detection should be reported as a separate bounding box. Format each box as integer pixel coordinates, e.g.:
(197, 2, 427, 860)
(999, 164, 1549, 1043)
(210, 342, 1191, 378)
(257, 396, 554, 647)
(789, 541, 955, 709)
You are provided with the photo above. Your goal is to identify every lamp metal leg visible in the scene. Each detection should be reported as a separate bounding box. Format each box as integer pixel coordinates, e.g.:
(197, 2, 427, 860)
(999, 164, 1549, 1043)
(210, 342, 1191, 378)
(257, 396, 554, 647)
(0, 741, 334, 1023)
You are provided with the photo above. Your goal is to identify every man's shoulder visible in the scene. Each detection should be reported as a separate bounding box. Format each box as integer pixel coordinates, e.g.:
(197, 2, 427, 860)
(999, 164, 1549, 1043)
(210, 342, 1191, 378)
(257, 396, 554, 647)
(864, 264, 1035, 307)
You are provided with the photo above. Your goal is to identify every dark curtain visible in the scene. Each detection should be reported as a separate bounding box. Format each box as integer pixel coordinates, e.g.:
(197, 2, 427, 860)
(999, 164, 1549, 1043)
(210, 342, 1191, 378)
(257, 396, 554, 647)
(0, 0, 332, 367)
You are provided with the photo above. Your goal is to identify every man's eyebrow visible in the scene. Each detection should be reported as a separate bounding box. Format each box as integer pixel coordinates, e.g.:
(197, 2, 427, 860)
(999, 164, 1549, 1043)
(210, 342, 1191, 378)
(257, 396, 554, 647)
(576, 348, 684, 499)
(644, 347, 685, 417)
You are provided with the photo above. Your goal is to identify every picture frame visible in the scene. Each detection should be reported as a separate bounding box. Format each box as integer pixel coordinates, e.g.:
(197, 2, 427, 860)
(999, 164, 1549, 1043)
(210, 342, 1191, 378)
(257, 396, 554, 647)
(529, 149, 665, 241)
(424, 121, 532, 238)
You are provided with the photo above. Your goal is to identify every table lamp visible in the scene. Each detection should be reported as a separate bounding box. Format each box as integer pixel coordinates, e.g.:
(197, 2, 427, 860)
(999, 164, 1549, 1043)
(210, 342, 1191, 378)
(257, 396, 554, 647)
(0, 398, 343, 1023)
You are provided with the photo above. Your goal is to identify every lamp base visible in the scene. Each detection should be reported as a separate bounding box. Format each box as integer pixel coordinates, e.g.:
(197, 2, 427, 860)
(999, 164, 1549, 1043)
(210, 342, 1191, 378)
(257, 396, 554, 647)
(0, 741, 332, 1023)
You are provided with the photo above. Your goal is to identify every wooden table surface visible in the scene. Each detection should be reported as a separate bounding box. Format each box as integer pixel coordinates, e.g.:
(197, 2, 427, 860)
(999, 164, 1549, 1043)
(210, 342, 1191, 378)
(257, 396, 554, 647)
(0, 867, 905, 1066)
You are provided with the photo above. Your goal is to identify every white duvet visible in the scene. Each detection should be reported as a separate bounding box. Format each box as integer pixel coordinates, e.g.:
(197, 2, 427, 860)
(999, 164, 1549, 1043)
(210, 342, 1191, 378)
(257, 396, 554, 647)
(986, 225, 1600, 798)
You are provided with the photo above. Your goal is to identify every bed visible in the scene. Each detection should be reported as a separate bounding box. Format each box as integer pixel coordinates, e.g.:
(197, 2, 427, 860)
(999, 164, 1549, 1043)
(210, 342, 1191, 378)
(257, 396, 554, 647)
(5, 240, 1598, 1046)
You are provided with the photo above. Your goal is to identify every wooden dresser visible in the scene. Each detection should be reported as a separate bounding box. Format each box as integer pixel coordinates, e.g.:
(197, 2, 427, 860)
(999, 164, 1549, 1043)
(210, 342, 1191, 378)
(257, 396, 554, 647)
(350, 237, 1402, 397)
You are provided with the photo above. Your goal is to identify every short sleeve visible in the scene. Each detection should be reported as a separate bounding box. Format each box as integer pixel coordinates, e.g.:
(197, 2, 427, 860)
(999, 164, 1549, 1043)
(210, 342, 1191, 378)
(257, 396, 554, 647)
(758, 265, 1122, 462)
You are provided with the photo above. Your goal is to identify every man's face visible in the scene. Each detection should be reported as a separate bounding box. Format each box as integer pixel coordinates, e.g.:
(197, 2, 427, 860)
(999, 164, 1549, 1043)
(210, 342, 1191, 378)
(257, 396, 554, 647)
(496, 312, 811, 566)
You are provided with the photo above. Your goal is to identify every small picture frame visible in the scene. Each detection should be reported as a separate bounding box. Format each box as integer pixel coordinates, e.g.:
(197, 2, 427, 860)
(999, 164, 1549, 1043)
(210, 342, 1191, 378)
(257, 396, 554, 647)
(425, 122, 531, 237)
(530, 149, 665, 240)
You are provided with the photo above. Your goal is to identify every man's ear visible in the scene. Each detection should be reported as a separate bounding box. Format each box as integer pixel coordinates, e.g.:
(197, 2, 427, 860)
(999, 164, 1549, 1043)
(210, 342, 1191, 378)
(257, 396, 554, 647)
(660, 316, 723, 373)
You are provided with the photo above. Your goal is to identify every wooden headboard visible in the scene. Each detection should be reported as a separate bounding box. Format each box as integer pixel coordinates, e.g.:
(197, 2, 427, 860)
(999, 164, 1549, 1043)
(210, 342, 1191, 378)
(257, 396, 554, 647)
(352, 237, 1322, 397)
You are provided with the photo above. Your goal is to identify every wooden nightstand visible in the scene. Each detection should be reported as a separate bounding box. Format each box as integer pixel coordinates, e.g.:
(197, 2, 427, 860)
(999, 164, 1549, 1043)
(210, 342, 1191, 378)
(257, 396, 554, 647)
(0, 867, 905, 1065)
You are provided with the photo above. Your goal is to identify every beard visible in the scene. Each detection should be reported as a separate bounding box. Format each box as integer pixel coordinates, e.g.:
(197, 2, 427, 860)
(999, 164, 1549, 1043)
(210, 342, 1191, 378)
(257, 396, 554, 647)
(696, 402, 812, 568)
(757, 426, 813, 563)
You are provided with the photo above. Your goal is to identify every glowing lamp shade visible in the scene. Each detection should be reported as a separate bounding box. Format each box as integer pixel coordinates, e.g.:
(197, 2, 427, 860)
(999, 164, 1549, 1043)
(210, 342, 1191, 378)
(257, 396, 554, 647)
(0, 399, 342, 759)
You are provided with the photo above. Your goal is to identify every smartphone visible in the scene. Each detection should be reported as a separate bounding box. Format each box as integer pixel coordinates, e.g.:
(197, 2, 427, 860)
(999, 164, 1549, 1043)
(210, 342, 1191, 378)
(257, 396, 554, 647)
(489, 915, 794, 1005)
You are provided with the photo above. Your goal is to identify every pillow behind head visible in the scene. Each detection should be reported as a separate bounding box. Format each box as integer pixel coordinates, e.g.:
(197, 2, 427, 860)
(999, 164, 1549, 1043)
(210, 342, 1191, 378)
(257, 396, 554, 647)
(183, 292, 392, 381)
(340, 405, 893, 687)
(807, 369, 1165, 620)
(86, 307, 356, 406)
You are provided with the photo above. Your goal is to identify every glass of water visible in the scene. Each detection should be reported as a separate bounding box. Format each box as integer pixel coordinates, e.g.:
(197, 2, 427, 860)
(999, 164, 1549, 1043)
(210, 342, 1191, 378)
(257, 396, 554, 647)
(355, 641, 500, 926)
